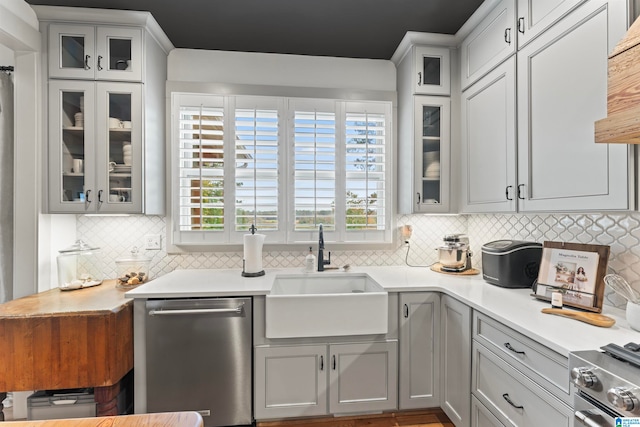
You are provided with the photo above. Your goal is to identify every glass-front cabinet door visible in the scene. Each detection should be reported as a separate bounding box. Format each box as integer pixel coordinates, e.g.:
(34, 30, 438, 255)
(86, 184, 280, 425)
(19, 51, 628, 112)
(413, 46, 451, 96)
(48, 24, 142, 82)
(48, 80, 96, 212)
(96, 82, 143, 213)
(48, 81, 143, 213)
(414, 96, 450, 213)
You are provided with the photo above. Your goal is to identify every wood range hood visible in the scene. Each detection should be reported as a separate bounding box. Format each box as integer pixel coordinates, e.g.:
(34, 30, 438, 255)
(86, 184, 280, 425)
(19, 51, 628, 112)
(596, 15, 640, 143)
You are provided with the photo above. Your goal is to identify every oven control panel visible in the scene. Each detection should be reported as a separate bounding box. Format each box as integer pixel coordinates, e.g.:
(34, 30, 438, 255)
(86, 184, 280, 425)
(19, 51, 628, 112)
(570, 349, 640, 418)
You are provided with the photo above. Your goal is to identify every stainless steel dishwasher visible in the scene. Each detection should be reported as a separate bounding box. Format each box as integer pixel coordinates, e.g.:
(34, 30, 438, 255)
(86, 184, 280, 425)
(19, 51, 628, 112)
(145, 297, 252, 427)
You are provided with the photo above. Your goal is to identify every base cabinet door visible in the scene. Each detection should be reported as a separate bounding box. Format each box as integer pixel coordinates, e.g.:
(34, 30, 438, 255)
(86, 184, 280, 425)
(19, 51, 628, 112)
(254, 345, 328, 420)
(441, 295, 472, 427)
(329, 342, 398, 414)
(399, 292, 440, 409)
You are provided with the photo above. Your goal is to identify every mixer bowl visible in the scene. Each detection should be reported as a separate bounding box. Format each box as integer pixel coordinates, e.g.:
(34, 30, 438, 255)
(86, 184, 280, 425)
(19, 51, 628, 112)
(437, 247, 469, 270)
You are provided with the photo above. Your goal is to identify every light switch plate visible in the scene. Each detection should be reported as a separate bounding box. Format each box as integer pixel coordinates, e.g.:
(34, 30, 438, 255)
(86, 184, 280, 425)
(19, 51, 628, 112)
(145, 234, 162, 250)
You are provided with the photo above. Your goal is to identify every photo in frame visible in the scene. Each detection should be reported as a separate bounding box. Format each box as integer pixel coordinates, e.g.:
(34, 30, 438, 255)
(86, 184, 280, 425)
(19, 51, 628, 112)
(533, 241, 610, 312)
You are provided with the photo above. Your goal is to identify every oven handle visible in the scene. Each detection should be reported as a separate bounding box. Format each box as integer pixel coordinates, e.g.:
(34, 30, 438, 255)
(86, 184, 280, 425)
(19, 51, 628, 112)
(574, 409, 611, 427)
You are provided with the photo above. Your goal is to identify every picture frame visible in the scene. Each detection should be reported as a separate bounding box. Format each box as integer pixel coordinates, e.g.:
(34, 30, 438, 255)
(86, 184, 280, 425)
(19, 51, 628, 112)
(533, 241, 610, 312)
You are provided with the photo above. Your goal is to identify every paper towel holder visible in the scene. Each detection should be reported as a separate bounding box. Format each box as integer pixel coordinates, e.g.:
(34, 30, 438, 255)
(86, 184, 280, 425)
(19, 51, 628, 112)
(242, 224, 266, 277)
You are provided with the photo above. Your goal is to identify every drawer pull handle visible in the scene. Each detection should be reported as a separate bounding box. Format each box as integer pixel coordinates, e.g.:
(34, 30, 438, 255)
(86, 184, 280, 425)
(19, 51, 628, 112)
(418, 71, 422, 86)
(404, 304, 409, 318)
(320, 355, 324, 371)
(332, 355, 336, 370)
(504, 342, 525, 355)
(503, 393, 524, 409)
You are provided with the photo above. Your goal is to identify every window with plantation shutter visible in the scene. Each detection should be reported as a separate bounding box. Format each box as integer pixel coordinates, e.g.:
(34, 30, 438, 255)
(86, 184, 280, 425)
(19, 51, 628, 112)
(171, 93, 391, 247)
(292, 104, 337, 232)
(177, 98, 226, 233)
(235, 106, 279, 232)
(345, 104, 387, 233)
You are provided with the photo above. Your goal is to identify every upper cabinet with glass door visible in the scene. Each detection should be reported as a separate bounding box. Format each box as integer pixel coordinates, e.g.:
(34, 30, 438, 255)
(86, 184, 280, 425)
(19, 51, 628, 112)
(413, 46, 450, 95)
(48, 23, 143, 82)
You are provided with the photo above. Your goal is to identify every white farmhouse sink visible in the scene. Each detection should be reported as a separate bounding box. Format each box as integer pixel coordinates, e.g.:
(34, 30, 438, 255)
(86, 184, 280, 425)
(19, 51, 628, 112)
(265, 273, 388, 338)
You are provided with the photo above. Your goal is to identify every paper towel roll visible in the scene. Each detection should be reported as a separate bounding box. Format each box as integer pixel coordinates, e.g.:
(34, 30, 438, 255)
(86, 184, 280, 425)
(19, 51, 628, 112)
(243, 233, 266, 274)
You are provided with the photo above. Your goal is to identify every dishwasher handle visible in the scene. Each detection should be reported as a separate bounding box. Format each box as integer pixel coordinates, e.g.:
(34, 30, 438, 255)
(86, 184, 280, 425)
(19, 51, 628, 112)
(149, 304, 244, 316)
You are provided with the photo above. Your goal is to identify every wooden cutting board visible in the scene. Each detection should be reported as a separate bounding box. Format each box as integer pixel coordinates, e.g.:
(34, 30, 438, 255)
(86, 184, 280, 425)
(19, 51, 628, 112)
(541, 308, 616, 328)
(430, 263, 480, 275)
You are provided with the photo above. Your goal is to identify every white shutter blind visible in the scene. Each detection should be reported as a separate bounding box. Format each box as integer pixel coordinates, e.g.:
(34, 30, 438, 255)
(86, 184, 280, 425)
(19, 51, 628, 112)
(234, 107, 279, 231)
(293, 109, 336, 231)
(178, 104, 225, 231)
(345, 109, 387, 231)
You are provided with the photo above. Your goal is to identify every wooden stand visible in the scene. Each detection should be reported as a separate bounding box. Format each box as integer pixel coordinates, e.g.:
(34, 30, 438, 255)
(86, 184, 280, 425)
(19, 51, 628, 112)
(0, 281, 133, 419)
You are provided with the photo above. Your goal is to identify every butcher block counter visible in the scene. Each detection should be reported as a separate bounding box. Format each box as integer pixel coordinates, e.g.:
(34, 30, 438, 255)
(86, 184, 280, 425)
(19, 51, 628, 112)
(0, 280, 133, 419)
(2, 411, 203, 427)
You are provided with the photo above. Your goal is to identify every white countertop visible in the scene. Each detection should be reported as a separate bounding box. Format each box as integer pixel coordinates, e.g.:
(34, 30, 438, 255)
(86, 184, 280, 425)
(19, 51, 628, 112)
(125, 265, 640, 356)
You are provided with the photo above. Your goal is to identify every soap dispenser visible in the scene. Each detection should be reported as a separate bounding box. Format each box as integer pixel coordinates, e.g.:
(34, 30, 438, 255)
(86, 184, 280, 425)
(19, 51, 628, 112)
(305, 246, 316, 272)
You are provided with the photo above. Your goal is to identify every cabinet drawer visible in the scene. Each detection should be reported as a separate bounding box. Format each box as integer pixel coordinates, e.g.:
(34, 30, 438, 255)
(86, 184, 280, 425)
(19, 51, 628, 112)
(472, 395, 506, 427)
(472, 342, 572, 427)
(473, 312, 569, 402)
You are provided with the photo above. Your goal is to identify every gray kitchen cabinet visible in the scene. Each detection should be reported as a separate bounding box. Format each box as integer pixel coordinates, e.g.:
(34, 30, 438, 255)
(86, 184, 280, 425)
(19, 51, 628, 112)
(412, 45, 451, 95)
(460, 0, 516, 90)
(440, 295, 472, 427)
(47, 23, 143, 82)
(471, 313, 572, 427)
(48, 80, 144, 213)
(516, 0, 631, 212)
(471, 396, 506, 427)
(35, 6, 171, 215)
(471, 342, 572, 427)
(397, 45, 453, 214)
(254, 341, 398, 420)
(515, 0, 586, 48)
(399, 293, 440, 409)
(254, 345, 328, 420)
(461, 0, 632, 213)
(329, 342, 398, 414)
(460, 57, 516, 213)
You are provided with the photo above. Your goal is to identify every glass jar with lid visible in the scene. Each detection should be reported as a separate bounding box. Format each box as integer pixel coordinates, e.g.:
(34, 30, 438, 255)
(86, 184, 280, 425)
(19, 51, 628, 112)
(115, 246, 151, 288)
(56, 240, 104, 290)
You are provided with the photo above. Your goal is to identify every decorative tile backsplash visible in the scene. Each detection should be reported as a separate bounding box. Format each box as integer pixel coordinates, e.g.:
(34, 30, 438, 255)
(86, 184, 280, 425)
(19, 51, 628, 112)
(77, 212, 640, 309)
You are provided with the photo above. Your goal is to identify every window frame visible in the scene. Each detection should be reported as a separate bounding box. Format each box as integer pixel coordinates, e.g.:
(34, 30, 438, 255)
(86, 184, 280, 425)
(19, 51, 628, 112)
(168, 88, 395, 251)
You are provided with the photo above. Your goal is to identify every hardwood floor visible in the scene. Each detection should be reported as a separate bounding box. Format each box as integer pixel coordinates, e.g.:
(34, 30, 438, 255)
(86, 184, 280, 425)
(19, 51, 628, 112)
(257, 409, 454, 427)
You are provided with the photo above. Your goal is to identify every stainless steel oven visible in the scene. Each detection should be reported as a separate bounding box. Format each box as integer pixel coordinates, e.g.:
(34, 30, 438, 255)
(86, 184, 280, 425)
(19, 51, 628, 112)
(570, 343, 640, 426)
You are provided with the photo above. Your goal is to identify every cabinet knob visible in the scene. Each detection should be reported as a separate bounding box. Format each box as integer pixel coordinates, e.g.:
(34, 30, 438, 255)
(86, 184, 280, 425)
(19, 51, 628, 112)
(84, 54, 91, 70)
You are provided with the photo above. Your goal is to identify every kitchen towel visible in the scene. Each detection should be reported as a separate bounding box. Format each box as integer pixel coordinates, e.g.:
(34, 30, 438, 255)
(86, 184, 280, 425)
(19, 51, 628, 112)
(243, 232, 266, 274)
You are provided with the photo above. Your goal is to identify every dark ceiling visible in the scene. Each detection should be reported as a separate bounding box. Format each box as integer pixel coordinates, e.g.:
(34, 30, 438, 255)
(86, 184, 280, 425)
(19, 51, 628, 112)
(25, 0, 484, 60)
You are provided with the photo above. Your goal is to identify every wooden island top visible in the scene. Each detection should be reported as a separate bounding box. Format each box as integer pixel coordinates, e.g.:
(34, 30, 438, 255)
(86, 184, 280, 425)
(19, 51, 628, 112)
(0, 281, 133, 417)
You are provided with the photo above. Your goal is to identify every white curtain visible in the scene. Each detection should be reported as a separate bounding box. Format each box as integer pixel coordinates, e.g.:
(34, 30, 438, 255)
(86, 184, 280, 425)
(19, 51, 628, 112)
(0, 72, 14, 304)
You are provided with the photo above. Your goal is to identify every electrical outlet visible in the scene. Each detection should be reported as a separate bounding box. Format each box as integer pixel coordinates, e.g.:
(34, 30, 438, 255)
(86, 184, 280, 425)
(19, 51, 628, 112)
(145, 234, 162, 250)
